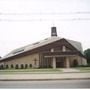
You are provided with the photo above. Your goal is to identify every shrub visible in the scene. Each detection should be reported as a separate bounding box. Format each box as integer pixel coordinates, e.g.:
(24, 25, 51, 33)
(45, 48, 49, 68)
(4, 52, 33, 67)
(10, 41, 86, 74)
(29, 64, 32, 68)
(25, 64, 28, 69)
(15, 64, 19, 69)
(11, 64, 14, 69)
(48, 65, 52, 68)
(0, 65, 1, 69)
(0, 65, 4, 69)
(77, 64, 90, 67)
(5, 65, 9, 69)
(21, 64, 24, 69)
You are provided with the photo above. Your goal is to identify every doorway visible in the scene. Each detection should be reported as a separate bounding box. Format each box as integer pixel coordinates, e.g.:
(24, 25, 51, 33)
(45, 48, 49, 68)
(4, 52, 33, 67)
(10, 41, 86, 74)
(56, 57, 65, 68)
(73, 59, 78, 67)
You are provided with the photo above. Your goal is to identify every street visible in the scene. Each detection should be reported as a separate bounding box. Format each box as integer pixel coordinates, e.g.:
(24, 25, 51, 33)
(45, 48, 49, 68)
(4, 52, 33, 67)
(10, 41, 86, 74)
(0, 79, 90, 88)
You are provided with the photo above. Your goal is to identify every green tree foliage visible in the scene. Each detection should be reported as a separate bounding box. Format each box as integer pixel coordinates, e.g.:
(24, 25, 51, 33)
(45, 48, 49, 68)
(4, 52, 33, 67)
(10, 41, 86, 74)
(84, 49, 90, 64)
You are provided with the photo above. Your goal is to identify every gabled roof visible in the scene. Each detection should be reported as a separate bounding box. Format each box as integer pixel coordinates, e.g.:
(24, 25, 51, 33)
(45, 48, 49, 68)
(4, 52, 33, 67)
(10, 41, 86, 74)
(67, 39, 83, 54)
(0, 36, 83, 61)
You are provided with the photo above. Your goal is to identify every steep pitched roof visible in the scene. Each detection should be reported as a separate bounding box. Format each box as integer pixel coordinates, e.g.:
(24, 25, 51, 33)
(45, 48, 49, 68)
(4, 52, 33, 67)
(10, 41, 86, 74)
(1, 36, 83, 60)
(67, 39, 83, 54)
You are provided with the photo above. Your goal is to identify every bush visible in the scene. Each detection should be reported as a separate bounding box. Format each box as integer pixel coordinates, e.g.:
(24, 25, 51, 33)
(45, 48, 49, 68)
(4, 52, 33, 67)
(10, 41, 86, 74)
(15, 64, 19, 69)
(0, 66, 1, 69)
(0, 65, 4, 69)
(77, 64, 90, 67)
(29, 64, 32, 68)
(11, 64, 14, 69)
(5, 65, 9, 69)
(73, 60, 78, 67)
(25, 64, 28, 69)
(21, 64, 24, 69)
(48, 65, 52, 68)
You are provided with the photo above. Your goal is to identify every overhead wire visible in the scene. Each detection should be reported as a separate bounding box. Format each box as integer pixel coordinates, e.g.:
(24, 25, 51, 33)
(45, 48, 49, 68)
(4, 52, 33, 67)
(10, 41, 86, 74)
(0, 11, 90, 15)
(0, 11, 90, 22)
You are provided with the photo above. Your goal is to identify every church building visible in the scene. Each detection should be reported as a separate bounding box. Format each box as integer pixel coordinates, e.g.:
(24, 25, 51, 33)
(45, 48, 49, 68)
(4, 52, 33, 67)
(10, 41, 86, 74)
(0, 27, 87, 69)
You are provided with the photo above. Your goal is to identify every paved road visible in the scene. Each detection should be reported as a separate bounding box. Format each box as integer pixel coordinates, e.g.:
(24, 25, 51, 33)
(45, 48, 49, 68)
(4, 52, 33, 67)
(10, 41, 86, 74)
(0, 73, 90, 80)
(0, 80, 90, 88)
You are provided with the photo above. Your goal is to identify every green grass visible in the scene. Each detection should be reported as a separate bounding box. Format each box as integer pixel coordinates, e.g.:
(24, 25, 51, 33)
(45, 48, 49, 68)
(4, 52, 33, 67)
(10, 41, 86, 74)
(0, 68, 62, 74)
(0, 68, 60, 71)
(75, 67, 90, 72)
(76, 67, 90, 70)
(0, 67, 90, 74)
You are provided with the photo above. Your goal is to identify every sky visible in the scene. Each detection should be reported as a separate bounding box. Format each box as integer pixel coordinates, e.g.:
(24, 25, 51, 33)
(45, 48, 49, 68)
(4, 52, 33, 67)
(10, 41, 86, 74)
(0, 0, 90, 57)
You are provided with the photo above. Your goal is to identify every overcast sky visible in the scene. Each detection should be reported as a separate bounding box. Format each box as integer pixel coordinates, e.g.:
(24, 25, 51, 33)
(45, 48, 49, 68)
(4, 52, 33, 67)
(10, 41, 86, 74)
(0, 0, 90, 57)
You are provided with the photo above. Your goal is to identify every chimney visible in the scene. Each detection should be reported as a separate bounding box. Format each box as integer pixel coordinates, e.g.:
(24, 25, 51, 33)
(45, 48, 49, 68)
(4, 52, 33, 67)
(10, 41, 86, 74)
(51, 27, 57, 37)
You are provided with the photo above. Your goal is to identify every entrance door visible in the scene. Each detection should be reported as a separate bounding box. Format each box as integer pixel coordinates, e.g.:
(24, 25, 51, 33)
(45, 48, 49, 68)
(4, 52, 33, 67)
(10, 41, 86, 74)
(56, 57, 65, 68)
(56, 62, 64, 68)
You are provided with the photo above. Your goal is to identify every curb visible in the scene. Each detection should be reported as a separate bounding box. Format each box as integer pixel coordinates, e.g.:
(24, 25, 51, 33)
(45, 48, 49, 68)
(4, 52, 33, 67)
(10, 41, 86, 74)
(0, 78, 90, 81)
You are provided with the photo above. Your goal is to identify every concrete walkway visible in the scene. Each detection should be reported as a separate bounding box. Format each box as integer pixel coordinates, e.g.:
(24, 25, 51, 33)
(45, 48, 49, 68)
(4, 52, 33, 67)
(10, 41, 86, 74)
(62, 68, 80, 72)
(0, 73, 90, 81)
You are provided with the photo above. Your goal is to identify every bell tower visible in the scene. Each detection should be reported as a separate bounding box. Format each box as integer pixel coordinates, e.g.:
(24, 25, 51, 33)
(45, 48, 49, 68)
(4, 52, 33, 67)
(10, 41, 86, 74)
(51, 27, 57, 37)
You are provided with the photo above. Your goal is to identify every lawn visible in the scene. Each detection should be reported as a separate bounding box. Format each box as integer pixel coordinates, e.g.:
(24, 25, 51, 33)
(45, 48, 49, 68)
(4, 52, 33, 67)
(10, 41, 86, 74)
(75, 67, 90, 72)
(0, 67, 90, 74)
(0, 68, 62, 74)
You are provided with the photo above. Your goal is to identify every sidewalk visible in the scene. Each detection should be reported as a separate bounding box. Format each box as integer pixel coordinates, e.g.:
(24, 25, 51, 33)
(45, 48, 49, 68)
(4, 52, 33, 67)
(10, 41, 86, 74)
(62, 68, 80, 72)
(0, 73, 90, 81)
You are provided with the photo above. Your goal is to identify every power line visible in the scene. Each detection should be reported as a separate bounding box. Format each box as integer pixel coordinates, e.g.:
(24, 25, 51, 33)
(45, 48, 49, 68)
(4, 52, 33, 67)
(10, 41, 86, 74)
(0, 11, 90, 15)
(0, 18, 90, 22)
(0, 11, 90, 22)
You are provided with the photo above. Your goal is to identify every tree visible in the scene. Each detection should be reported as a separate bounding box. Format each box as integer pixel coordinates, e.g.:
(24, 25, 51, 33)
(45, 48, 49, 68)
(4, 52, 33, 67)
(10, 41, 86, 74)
(84, 49, 90, 64)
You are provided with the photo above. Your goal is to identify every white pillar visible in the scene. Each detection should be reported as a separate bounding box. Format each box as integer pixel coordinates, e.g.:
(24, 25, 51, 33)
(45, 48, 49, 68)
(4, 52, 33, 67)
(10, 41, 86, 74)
(66, 57, 70, 68)
(52, 57, 56, 69)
